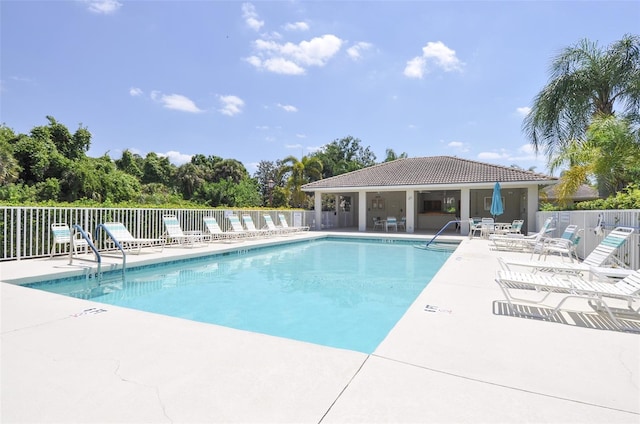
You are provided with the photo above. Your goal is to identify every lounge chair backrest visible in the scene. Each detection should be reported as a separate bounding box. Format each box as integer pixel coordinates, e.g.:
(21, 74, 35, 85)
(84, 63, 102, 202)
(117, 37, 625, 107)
(228, 215, 245, 232)
(482, 218, 494, 224)
(102, 222, 135, 242)
(204, 216, 223, 233)
(387, 217, 397, 224)
(242, 215, 258, 231)
(163, 215, 185, 237)
(616, 270, 640, 296)
(278, 213, 291, 228)
(583, 227, 635, 267)
(559, 224, 579, 241)
(263, 215, 277, 230)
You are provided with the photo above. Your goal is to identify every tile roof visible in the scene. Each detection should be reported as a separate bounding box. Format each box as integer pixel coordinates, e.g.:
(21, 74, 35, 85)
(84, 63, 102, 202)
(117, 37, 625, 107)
(302, 156, 555, 190)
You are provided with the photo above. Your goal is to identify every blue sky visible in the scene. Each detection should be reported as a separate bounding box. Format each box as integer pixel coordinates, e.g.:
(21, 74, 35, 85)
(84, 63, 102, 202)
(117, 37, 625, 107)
(1, 1, 638, 176)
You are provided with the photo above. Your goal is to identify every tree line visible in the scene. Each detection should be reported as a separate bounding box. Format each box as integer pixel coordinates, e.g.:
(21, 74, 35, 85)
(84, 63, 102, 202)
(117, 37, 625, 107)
(0, 116, 406, 208)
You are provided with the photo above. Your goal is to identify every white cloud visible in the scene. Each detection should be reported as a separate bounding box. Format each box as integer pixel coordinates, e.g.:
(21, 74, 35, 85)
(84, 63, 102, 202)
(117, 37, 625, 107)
(277, 103, 298, 112)
(306, 145, 323, 153)
(247, 34, 343, 74)
(160, 151, 192, 165)
(448, 141, 470, 153)
(404, 41, 463, 79)
(284, 21, 309, 31)
(160, 94, 202, 113)
(242, 3, 264, 31)
(129, 87, 143, 96)
(346, 42, 373, 60)
(516, 106, 531, 117)
(295, 133, 307, 138)
(403, 57, 426, 78)
(218, 95, 245, 116)
(477, 151, 507, 160)
(263, 57, 306, 75)
(85, 0, 122, 14)
(285, 143, 303, 149)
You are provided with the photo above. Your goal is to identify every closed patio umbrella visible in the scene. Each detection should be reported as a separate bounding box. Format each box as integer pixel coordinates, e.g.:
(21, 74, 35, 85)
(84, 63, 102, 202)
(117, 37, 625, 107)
(490, 182, 504, 219)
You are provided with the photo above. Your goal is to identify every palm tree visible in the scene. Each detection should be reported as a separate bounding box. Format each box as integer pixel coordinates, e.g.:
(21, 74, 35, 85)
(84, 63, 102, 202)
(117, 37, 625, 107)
(523, 34, 640, 159)
(549, 115, 640, 203)
(280, 155, 323, 207)
(383, 148, 408, 162)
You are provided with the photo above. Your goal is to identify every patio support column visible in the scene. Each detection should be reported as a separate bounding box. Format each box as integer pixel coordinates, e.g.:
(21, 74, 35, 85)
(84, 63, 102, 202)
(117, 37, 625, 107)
(335, 194, 340, 228)
(314, 191, 322, 230)
(527, 185, 537, 233)
(358, 190, 367, 231)
(460, 188, 470, 235)
(405, 191, 415, 233)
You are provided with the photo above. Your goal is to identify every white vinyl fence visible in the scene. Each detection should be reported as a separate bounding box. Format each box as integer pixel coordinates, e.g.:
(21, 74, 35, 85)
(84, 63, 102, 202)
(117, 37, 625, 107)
(0, 207, 314, 261)
(2, 207, 638, 269)
(536, 210, 640, 270)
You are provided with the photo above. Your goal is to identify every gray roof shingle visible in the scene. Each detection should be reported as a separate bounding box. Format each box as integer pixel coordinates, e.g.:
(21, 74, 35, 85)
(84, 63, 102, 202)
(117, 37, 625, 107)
(302, 156, 554, 190)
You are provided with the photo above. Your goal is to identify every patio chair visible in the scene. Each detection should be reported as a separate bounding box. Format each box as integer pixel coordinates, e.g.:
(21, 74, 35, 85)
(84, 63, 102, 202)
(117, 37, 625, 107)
(373, 217, 384, 231)
(490, 217, 554, 252)
(495, 268, 640, 332)
(468, 218, 483, 239)
(397, 217, 406, 231)
(385, 216, 398, 232)
(203, 216, 239, 242)
(498, 226, 635, 279)
(100, 222, 164, 254)
(278, 213, 309, 232)
(480, 217, 494, 238)
(537, 225, 580, 261)
(50, 223, 92, 258)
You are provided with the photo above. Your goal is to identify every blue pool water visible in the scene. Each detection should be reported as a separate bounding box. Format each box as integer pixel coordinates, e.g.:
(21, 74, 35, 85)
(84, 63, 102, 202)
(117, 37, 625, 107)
(27, 238, 454, 353)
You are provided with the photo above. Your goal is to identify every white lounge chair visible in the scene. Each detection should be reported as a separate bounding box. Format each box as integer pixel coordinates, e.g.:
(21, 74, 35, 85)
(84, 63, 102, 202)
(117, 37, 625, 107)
(373, 217, 384, 231)
(203, 216, 239, 242)
(490, 217, 554, 252)
(495, 268, 640, 332)
(100, 222, 164, 254)
(263, 214, 290, 236)
(242, 214, 272, 237)
(50, 223, 92, 258)
(499, 227, 635, 279)
(162, 215, 205, 247)
(278, 213, 309, 232)
(227, 214, 258, 238)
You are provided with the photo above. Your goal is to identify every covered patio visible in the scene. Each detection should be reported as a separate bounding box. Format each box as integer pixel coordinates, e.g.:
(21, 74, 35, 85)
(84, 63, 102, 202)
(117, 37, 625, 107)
(302, 156, 556, 235)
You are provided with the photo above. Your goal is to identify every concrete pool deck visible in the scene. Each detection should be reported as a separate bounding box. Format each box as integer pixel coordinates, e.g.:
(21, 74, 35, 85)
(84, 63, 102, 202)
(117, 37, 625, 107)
(1, 232, 639, 423)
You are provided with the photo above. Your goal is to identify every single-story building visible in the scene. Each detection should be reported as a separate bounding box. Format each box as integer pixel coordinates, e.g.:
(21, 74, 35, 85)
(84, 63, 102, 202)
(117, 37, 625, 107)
(541, 184, 599, 206)
(301, 156, 556, 235)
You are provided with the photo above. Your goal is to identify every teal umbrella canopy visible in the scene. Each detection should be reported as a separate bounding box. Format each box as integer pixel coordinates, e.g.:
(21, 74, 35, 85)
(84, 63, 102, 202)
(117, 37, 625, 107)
(490, 182, 504, 218)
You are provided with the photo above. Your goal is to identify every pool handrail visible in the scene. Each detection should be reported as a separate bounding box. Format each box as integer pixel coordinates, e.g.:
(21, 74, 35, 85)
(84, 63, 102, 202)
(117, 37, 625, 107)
(95, 223, 127, 273)
(422, 220, 461, 248)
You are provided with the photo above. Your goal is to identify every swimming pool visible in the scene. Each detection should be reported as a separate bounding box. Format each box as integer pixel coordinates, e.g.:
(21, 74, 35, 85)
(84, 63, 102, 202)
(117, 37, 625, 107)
(27, 237, 455, 353)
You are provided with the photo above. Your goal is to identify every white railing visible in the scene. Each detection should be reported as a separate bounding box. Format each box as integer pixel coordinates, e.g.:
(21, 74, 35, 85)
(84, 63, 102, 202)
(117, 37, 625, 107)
(0, 207, 314, 261)
(3, 207, 638, 268)
(536, 210, 640, 270)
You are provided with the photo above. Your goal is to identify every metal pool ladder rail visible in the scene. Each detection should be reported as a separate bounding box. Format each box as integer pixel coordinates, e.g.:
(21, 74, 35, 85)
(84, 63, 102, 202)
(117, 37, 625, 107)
(415, 220, 460, 250)
(94, 223, 127, 276)
(71, 224, 103, 278)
